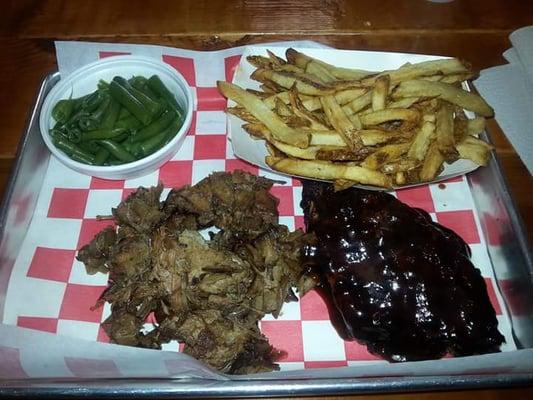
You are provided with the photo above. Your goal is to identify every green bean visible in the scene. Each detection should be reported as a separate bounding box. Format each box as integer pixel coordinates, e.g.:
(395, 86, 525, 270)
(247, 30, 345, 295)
(80, 128, 126, 141)
(100, 98, 121, 129)
(99, 140, 136, 163)
(114, 76, 163, 117)
(139, 114, 183, 157)
(53, 137, 96, 164)
(78, 140, 100, 154)
(109, 79, 151, 125)
(67, 127, 82, 143)
(131, 110, 176, 143)
(124, 139, 142, 157)
(77, 115, 100, 131)
(106, 159, 124, 166)
(78, 95, 111, 131)
(81, 90, 106, 112)
(130, 76, 159, 101)
(147, 75, 184, 119)
(97, 79, 110, 90)
(52, 99, 76, 124)
(94, 147, 110, 165)
(114, 115, 142, 130)
(118, 106, 133, 120)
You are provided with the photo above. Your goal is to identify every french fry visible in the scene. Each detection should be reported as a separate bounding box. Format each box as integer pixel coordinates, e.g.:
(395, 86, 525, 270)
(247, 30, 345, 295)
(420, 141, 445, 181)
(266, 156, 391, 187)
(246, 55, 275, 69)
(242, 123, 269, 139)
(372, 75, 390, 111)
(289, 88, 330, 130)
(274, 97, 293, 117)
(387, 97, 420, 109)
(251, 68, 336, 96)
(359, 108, 421, 127)
(345, 91, 372, 115)
(333, 179, 357, 191)
(393, 80, 494, 117)
(453, 114, 469, 142)
(407, 116, 436, 161)
(227, 106, 259, 123)
(381, 159, 419, 174)
(246, 88, 271, 99)
(361, 143, 411, 170)
(305, 60, 337, 83)
(320, 95, 362, 150)
(260, 81, 285, 94)
(467, 117, 486, 136)
(309, 130, 347, 147)
(218, 81, 310, 148)
(266, 49, 286, 66)
(286, 48, 375, 80)
(363, 58, 471, 85)
(435, 101, 457, 159)
(456, 136, 494, 166)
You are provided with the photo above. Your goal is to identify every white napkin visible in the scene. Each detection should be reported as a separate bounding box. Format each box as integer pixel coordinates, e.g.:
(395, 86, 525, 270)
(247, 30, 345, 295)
(473, 26, 533, 174)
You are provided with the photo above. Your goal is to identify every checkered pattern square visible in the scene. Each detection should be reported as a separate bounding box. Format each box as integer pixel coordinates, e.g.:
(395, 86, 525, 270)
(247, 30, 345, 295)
(17, 316, 58, 334)
(3, 44, 516, 379)
(163, 55, 196, 86)
(59, 284, 106, 323)
(27, 247, 75, 282)
(395, 185, 435, 213)
(261, 320, 304, 362)
(47, 188, 89, 219)
(436, 210, 480, 244)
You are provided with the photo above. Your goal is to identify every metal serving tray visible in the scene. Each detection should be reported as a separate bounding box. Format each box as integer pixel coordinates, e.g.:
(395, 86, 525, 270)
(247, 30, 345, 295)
(0, 73, 532, 397)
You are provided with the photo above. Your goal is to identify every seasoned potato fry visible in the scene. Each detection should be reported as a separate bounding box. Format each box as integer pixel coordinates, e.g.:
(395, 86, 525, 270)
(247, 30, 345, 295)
(387, 97, 420, 109)
(435, 102, 457, 159)
(252, 68, 335, 96)
(363, 58, 470, 85)
(286, 48, 375, 80)
(345, 91, 372, 115)
(218, 81, 310, 148)
(227, 106, 259, 123)
(372, 75, 390, 111)
(289, 88, 330, 130)
(221, 49, 495, 188)
(359, 108, 421, 127)
(275, 97, 293, 117)
(456, 136, 494, 166)
(333, 179, 357, 191)
(381, 159, 419, 174)
(407, 117, 436, 161)
(393, 80, 494, 117)
(320, 95, 362, 150)
(305, 60, 337, 83)
(266, 156, 391, 187)
(420, 141, 445, 181)
(361, 143, 411, 170)
(467, 117, 486, 136)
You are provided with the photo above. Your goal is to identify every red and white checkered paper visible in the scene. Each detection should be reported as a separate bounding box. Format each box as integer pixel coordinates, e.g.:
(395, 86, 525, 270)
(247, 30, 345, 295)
(0, 41, 528, 381)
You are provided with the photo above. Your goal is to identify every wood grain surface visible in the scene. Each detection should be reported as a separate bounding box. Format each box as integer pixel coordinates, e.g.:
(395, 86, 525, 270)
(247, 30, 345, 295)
(1, 1, 532, 398)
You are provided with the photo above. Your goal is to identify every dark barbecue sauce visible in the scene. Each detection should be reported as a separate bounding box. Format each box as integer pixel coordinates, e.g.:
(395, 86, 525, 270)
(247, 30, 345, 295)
(301, 181, 504, 362)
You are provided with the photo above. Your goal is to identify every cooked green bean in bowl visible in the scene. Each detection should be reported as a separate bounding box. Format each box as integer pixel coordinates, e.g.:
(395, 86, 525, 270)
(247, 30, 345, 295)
(40, 56, 193, 180)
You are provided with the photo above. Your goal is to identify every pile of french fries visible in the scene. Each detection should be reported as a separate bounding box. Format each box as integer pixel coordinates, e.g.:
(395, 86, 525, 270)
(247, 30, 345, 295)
(217, 48, 494, 189)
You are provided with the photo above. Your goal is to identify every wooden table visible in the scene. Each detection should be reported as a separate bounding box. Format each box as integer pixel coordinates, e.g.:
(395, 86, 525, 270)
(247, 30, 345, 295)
(1, 1, 532, 398)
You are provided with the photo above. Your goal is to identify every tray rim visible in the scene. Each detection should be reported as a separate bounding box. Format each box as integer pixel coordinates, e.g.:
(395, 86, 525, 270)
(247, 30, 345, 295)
(0, 72, 532, 396)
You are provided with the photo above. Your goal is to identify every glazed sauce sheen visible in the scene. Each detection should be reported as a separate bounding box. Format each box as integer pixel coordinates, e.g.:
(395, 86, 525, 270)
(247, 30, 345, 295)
(301, 181, 504, 362)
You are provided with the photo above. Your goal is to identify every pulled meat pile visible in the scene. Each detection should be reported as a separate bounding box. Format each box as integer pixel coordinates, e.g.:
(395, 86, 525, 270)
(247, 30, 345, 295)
(301, 181, 504, 362)
(78, 171, 314, 374)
